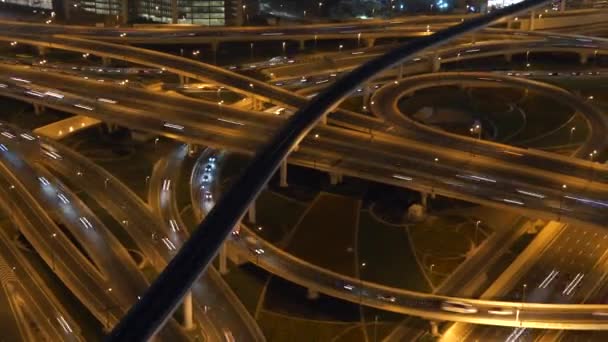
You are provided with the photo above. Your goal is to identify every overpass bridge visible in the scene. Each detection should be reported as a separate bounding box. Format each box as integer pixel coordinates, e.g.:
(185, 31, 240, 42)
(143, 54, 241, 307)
(1, 65, 607, 230)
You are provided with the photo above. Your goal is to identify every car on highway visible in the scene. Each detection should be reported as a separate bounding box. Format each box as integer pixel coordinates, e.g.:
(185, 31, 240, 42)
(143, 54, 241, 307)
(203, 191, 212, 200)
(250, 247, 264, 255)
(377, 294, 397, 303)
(440, 300, 477, 314)
(487, 307, 514, 315)
(343, 284, 355, 291)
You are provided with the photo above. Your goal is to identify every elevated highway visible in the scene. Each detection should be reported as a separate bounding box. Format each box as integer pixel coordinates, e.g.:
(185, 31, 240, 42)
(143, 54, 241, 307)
(1, 65, 607, 231)
(181, 143, 608, 330)
(6, 126, 264, 341)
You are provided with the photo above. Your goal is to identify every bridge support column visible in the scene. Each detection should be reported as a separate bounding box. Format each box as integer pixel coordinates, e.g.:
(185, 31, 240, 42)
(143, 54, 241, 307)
(299, 40, 306, 51)
(119, 0, 128, 25)
(33, 104, 45, 115)
(219, 241, 228, 274)
(364, 38, 376, 48)
(330, 172, 339, 185)
(101, 56, 111, 67)
(36, 46, 48, 56)
(579, 53, 589, 65)
(179, 75, 189, 86)
(188, 144, 199, 156)
(280, 159, 288, 187)
(529, 10, 535, 31)
(429, 321, 441, 337)
(363, 86, 371, 109)
(560, 0, 566, 11)
(63, 0, 71, 21)
(421, 192, 429, 209)
(171, 0, 178, 24)
(211, 41, 219, 65)
(398, 63, 404, 80)
(248, 200, 256, 224)
(307, 288, 320, 300)
(504, 53, 513, 63)
(105, 123, 118, 133)
(182, 291, 193, 330)
(431, 54, 441, 73)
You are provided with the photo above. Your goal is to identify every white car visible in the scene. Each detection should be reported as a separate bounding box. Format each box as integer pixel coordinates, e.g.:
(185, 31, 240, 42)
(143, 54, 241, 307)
(441, 301, 477, 314)
(377, 294, 396, 303)
(487, 307, 514, 315)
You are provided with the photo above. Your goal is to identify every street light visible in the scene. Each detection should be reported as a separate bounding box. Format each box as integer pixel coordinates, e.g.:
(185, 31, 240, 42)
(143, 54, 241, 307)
(339, 44, 344, 52)
(282, 41, 286, 56)
(559, 184, 567, 220)
(522, 283, 527, 304)
(357, 33, 361, 48)
(569, 126, 576, 144)
(474, 220, 481, 246)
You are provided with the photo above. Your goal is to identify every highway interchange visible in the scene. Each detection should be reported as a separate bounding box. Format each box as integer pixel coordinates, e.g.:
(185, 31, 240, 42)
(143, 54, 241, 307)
(0, 3, 607, 341)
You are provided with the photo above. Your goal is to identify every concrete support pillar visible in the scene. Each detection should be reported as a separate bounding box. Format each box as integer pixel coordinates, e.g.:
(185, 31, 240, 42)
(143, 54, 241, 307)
(299, 40, 306, 51)
(560, 0, 566, 11)
(364, 38, 376, 48)
(105, 123, 117, 133)
(179, 75, 189, 86)
(188, 144, 198, 156)
(251, 97, 264, 111)
(320, 113, 327, 125)
(430, 321, 440, 337)
(33, 104, 45, 115)
(505, 53, 513, 63)
(171, 0, 178, 24)
(580, 53, 589, 65)
(248, 200, 256, 224)
(330, 173, 338, 185)
(421, 192, 428, 209)
(182, 291, 193, 330)
(119, 0, 128, 25)
(101, 56, 111, 67)
(36, 46, 48, 56)
(431, 54, 441, 73)
(63, 0, 71, 21)
(280, 159, 288, 187)
(398, 63, 404, 80)
(307, 288, 320, 300)
(211, 41, 219, 64)
(363, 86, 371, 107)
(529, 10, 535, 31)
(219, 241, 228, 274)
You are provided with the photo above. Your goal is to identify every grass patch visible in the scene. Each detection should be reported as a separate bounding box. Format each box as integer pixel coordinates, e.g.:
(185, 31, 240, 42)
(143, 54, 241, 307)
(510, 93, 575, 143)
(258, 310, 355, 342)
(246, 190, 308, 243)
(358, 211, 430, 292)
(286, 193, 360, 277)
(221, 263, 268, 315)
(525, 112, 589, 151)
(409, 215, 490, 286)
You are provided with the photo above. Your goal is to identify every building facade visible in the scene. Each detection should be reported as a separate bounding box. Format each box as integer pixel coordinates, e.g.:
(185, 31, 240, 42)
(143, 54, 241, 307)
(1, 0, 243, 25)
